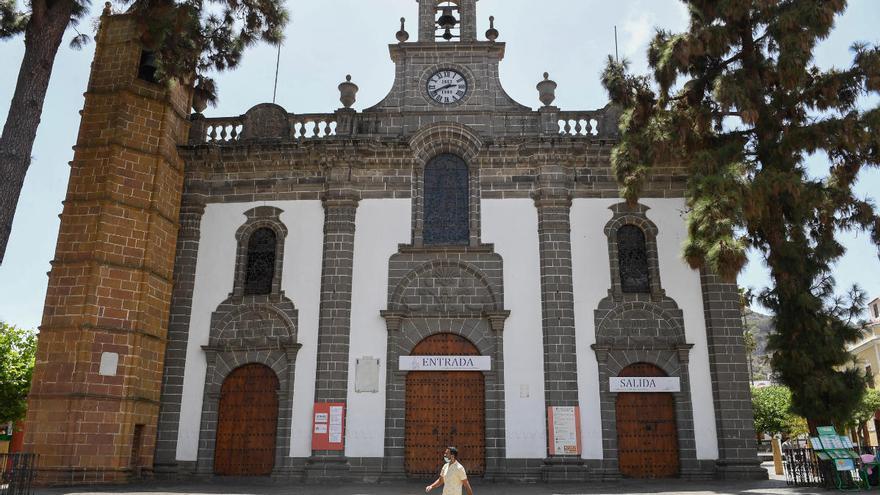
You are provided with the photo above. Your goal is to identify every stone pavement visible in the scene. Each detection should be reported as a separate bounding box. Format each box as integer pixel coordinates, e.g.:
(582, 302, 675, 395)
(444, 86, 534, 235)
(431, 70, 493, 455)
(34, 478, 826, 495)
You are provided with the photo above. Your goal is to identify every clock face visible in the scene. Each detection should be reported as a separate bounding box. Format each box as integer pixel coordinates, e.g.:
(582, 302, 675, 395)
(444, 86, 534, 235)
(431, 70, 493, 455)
(427, 70, 468, 105)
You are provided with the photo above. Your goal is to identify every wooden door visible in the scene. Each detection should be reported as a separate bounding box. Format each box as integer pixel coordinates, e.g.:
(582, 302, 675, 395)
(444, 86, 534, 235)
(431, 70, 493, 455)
(616, 363, 679, 478)
(214, 364, 279, 476)
(405, 333, 485, 477)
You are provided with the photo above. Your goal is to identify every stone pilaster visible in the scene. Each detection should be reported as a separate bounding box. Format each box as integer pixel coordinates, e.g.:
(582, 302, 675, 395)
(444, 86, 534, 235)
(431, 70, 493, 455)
(154, 199, 206, 475)
(700, 269, 767, 480)
(532, 164, 586, 481)
(305, 178, 359, 480)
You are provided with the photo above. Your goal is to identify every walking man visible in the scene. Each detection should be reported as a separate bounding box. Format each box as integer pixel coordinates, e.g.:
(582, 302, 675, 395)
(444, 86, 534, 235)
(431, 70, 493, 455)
(426, 446, 473, 495)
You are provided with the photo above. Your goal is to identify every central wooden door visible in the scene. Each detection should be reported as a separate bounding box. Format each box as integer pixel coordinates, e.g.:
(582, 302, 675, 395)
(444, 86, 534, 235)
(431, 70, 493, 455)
(405, 333, 485, 477)
(214, 363, 279, 476)
(616, 362, 679, 478)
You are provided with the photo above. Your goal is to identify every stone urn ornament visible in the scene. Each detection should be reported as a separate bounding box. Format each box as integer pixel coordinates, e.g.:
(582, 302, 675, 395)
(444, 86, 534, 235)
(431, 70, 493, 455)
(338, 75, 359, 109)
(191, 90, 209, 114)
(396, 17, 410, 43)
(537, 72, 557, 107)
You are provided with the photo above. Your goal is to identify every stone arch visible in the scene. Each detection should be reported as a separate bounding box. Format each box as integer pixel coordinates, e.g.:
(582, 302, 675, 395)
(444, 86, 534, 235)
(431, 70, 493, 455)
(197, 343, 300, 476)
(388, 259, 503, 314)
(409, 122, 483, 165)
(591, 348, 699, 478)
(595, 301, 686, 348)
(210, 303, 298, 350)
(382, 317, 506, 479)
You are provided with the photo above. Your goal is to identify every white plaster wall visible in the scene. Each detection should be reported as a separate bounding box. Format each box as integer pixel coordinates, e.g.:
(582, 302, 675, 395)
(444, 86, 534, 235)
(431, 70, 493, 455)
(482, 199, 547, 458)
(345, 199, 411, 458)
(642, 198, 719, 460)
(175, 201, 324, 461)
(571, 198, 617, 459)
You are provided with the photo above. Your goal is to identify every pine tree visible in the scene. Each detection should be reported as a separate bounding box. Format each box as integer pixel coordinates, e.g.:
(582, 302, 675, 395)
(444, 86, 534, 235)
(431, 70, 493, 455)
(602, 0, 880, 427)
(0, 0, 287, 264)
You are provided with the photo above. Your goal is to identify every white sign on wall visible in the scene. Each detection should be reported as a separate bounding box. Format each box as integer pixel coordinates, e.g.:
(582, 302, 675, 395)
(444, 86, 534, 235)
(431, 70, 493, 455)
(610, 376, 681, 393)
(399, 355, 491, 371)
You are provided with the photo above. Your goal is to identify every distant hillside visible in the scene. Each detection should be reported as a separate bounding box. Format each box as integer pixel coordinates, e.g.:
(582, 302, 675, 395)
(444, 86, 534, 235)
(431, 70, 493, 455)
(743, 308, 775, 381)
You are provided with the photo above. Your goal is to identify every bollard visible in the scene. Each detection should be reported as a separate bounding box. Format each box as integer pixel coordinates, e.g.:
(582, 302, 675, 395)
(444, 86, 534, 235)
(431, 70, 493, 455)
(772, 437, 784, 475)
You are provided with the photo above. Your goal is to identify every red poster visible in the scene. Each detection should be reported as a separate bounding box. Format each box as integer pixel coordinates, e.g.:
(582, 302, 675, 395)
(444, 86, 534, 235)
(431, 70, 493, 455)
(311, 402, 345, 451)
(547, 406, 582, 456)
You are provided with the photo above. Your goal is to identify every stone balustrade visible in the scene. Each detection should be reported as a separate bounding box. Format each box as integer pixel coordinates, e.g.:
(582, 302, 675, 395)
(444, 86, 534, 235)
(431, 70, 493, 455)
(557, 111, 603, 137)
(188, 106, 618, 145)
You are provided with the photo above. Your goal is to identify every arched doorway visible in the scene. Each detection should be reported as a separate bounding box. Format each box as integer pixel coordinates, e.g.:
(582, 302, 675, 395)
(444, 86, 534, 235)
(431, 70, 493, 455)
(616, 362, 679, 478)
(214, 363, 279, 476)
(405, 333, 485, 476)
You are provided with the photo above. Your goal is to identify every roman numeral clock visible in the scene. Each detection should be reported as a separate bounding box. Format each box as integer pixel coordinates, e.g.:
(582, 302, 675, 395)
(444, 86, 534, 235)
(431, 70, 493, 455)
(427, 70, 468, 104)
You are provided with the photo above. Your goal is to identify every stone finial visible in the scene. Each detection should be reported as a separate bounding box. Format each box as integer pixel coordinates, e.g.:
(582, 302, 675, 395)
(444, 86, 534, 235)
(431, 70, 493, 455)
(102, 1, 111, 15)
(338, 74, 359, 109)
(396, 17, 410, 43)
(537, 72, 557, 107)
(485, 16, 499, 41)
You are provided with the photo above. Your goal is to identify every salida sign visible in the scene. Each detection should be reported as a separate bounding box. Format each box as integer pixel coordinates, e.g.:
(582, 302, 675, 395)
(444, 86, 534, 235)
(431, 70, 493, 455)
(398, 355, 491, 371)
(609, 376, 680, 393)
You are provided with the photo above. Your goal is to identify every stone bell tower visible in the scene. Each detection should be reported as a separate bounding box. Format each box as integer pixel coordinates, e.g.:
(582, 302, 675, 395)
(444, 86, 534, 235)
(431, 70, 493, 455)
(23, 5, 191, 484)
(417, 0, 478, 42)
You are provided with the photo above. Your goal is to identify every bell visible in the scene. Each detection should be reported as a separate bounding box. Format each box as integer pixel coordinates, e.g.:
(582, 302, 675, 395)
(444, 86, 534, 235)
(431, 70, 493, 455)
(437, 6, 457, 30)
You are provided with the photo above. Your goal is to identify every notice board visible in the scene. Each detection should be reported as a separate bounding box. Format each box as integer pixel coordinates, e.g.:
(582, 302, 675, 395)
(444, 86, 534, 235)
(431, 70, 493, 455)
(547, 406, 582, 455)
(312, 402, 345, 451)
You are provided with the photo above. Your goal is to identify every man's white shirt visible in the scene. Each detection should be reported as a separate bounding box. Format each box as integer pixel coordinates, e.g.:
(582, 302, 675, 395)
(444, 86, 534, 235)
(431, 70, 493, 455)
(441, 461, 468, 495)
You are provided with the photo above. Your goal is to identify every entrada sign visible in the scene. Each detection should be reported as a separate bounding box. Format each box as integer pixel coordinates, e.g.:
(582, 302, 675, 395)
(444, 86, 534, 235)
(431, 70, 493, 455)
(610, 376, 681, 392)
(399, 355, 491, 371)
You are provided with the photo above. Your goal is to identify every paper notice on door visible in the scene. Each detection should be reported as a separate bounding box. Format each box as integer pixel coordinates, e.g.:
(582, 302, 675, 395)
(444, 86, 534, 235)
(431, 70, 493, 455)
(314, 413, 328, 423)
(549, 406, 581, 455)
(329, 406, 343, 425)
(329, 423, 343, 443)
(314, 423, 327, 434)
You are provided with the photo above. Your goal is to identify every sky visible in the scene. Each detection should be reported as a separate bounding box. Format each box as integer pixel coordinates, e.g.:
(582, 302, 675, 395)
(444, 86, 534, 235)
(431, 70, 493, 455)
(0, 0, 878, 329)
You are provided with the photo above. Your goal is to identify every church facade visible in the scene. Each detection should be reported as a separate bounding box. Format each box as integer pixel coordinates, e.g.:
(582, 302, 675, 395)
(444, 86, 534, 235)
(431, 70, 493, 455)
(24, 0, 765, 484)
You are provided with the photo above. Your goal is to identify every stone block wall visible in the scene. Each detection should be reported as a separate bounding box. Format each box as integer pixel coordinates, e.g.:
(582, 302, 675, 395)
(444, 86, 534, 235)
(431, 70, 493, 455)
(24, 11, 191, 484)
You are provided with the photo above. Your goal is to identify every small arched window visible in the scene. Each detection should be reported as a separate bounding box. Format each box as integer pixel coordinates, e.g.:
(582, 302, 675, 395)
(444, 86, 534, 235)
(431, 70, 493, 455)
(244, 227, 277, 295)
(618, 225, 650, 293)
(423, 154, 469, 245)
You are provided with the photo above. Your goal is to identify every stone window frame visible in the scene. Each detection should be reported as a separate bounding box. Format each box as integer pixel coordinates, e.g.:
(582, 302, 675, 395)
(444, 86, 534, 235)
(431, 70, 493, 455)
(603, 203, 664, 301)
(408, 122, 484, 248)
(232, 206, 288, 297)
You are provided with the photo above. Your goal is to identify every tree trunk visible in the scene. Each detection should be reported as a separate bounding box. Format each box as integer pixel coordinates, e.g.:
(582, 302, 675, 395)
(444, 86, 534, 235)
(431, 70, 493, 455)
(0, 4, 72, 264)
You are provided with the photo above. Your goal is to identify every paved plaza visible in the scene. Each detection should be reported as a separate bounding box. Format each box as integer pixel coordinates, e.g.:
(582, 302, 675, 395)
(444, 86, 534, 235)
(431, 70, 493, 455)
(34, 478, 826, 495)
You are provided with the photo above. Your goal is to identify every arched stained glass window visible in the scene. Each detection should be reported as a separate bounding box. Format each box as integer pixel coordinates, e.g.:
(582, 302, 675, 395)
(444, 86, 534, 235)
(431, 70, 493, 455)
(618, 225, 650, 293)
(244, 227, 277, 295)
(423, 154, 469, 245)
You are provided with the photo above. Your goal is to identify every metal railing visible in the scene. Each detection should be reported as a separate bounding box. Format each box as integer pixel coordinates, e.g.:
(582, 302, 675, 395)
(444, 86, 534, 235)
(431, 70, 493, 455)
(0, 454, 38, 495)
(782, 447, 823, 487)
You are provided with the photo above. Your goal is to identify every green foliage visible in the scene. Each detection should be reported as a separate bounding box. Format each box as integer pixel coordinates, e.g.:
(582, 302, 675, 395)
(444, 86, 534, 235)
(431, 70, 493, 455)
(128, 0, 288, 104)
(849, 388, 880, 428)
(0, 322, 37, 423)
(0, 0, 28, 38)
(2, 0, 287, 104)
(602, 0, 880, 428)
(752, 385, 808, 438)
